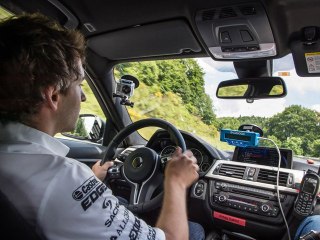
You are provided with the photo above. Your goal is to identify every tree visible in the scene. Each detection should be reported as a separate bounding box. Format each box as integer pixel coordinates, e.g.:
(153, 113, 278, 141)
(311, 139, 320, 157)
(266, 105, 320, 156)
(216, 117, 241, 131)
(259, 135, 282, 148)
(267, 105, 320, 142)
(282, 137, 303, 156)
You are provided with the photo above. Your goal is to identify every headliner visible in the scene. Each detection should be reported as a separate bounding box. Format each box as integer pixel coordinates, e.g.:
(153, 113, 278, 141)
(1, 0, 320, 61)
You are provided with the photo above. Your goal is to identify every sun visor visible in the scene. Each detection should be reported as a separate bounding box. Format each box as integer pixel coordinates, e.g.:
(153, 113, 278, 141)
(290, 26, 320, 77)
(88, 19, 201, 60)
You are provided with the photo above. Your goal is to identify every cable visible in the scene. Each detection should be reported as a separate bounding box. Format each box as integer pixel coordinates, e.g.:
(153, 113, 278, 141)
(259, 137, 291, 240)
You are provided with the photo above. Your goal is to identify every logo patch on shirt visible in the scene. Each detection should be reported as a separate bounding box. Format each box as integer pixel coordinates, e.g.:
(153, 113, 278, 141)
(72, 176, 106, 211)
(129, 217, 142, 240)
(72, 176, 99, 201)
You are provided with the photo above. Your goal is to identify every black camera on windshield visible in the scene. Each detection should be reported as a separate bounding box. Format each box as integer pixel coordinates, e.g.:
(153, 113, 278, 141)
(115, 78, 135, 98)
(112, 75, 140, 107)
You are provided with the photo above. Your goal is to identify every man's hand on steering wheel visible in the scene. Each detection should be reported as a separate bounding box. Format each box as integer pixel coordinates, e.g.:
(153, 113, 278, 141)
(92, 160, 114, 181)
(165, 147, 199, 189)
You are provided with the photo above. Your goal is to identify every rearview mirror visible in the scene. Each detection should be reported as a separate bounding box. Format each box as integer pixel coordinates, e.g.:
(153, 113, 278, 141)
(61, 114, 105, 143)
(216, 77, 287, 102)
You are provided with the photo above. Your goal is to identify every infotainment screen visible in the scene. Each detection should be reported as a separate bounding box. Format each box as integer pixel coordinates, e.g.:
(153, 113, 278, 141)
(233, 146, 293, 169)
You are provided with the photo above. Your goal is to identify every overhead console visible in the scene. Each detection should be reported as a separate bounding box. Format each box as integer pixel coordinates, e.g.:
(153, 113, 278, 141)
(195, 2, 277, 60)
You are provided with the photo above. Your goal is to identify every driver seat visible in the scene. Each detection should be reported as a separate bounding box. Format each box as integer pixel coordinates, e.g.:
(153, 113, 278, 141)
(0, 189, 45, 239)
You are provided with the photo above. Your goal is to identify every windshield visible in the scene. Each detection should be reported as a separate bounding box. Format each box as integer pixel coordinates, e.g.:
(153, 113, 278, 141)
(114, 54, 320, 158)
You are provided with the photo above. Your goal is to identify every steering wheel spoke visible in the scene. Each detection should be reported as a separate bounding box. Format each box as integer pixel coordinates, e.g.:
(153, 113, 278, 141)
(128, 172, 163, 204)
(107, 163, 123, 179)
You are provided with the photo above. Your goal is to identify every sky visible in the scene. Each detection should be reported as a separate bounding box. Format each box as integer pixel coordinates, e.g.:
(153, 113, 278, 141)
(197, 54, 320, 118)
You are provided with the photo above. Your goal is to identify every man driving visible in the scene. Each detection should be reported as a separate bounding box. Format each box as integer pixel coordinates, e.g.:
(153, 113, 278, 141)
(0, 13, 204, 240)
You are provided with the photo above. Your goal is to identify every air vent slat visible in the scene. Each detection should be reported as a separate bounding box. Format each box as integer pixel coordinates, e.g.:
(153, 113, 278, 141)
(239, 5, 257, 15)
(218, 164, 246, 179)
(257, 169, 289, 186)
(202, 10, 215, 21)
(219, 7, 237, 18)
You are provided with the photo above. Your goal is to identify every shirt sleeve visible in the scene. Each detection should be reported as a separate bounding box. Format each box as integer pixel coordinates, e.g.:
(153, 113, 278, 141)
(37, 159, 166, 240)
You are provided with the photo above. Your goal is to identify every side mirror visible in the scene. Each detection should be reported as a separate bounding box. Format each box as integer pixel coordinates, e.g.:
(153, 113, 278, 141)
(62, 114, 105, 143)
(216, 77, 287, 103)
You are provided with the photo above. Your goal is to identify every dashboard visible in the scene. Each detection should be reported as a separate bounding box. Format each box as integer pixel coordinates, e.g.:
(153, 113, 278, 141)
(102, 129, 312, 240)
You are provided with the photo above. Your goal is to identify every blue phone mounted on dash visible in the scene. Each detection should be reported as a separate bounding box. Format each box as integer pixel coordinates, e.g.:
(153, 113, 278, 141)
(220, 129, 260, 147)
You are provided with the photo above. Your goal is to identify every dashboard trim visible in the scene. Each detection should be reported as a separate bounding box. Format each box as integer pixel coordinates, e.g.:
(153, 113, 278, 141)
(205, 160, 304, 194)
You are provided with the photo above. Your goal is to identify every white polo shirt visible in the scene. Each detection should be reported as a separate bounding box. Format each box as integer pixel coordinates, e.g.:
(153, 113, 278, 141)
(0, 122, 165, 240)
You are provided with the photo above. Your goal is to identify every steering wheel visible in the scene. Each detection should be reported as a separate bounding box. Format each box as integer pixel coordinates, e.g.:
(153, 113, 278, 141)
(101, 118, 186, 213)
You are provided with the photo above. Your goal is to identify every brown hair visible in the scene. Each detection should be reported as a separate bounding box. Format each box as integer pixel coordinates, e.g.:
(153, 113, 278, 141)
(0, 13, 86, 123)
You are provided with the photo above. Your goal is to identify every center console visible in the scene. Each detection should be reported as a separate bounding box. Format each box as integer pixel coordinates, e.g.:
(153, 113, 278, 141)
(191, 160, 305, 239)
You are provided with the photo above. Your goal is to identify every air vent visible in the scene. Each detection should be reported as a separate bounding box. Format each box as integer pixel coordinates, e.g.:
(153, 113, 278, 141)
(257, 169, 289, 186)
(218, 164, 246, 179)
(239, 5, 257, 16)
(219, 7, 237, 18)
(202, 9, 216, 21)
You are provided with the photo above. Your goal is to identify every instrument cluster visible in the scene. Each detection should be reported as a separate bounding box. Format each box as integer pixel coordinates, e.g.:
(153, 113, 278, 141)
(159, 144, 212, 173)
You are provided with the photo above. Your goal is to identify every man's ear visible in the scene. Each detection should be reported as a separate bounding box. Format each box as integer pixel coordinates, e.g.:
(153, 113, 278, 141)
(43, 86, 60, 111)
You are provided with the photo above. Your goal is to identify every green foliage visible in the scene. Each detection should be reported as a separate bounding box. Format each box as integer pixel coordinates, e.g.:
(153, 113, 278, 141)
(127, 81, 218, 144)
(259, 135, 282, 148)
(73, 118, 88, 137)
(282, 137, 303, 155)
(216, 117, 240, 131)
(216, 116, 268, 132)
(311, 139, 320, 157)
(267, 105, 320, 156)
(115, 59, 216, 125)
(218, 85, 248, 97)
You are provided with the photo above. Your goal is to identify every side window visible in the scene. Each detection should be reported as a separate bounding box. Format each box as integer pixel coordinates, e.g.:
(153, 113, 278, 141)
(80, 80, 106, 121)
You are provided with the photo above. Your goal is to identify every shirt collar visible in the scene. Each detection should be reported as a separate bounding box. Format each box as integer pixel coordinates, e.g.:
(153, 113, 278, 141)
(0, 122, 70, 157)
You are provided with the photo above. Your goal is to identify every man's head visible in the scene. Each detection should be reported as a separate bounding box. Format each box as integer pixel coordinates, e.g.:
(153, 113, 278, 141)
(0, 13, 86, 134)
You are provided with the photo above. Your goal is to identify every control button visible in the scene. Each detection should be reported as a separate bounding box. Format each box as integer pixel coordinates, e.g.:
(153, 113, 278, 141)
(240, 30, 253, 42)
(222, 47, 233, 52)
(288, 175, 293, 185)
(234, 47, 248, 52)
(195, 188, 203, 196)
(197, 182, 204, 190)
(261, 204, 270, 212)
(194, 182, 205, 197)
(220, 31, 232, 43)
(221, 183, 228, 190)
(248, 167, 256, 177)
(218, 195, 227, 202)
(248, 46, 259, 51)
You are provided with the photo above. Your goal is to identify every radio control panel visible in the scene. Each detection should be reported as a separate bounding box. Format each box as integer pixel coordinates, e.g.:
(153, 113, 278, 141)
(212, 193, 279, 217)
(210, 180, 290, 218)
